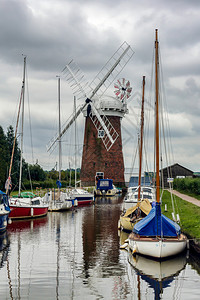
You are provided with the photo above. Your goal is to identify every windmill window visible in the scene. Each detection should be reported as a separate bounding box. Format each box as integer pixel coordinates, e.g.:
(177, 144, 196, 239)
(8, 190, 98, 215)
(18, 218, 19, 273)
(93, 162, 96, 167)
(105, 162, 107, 166)
(98, 130, 104, 138)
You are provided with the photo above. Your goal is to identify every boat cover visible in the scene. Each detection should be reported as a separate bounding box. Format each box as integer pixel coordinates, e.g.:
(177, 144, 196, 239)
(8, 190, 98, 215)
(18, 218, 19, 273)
(13, 192, 37, 198)
(97, 179, 113, 191)
(133, 203, 181, 237)
(124, 199, 152, 217)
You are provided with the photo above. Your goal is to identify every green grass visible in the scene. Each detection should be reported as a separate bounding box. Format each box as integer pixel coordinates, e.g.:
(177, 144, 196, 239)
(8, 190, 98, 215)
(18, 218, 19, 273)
(161, 190, 200, 239)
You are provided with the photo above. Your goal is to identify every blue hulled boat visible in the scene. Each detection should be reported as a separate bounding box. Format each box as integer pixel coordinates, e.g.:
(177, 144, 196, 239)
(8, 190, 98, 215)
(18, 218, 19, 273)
(0, 190, 10, 232)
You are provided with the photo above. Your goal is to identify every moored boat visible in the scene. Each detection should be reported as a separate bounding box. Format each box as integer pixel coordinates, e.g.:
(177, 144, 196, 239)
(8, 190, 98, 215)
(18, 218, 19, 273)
(119, 199, 152, 232)
(9, 192, 48, 219)
(0, 191, 10, 232)
(124, 185, 155, 204)
(128, 29, 187, 259)
(94, 178, 118, 196)
(128, 203, 187, 258)
(119, 76, 152, 232)
(6, 56, 49, 219)
(45, 189, 75, 211)
(68, 188, 94, 206)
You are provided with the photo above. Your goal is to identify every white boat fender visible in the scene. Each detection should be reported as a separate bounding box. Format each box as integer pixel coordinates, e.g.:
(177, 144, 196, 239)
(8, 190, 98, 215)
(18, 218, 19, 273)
(8, 218, 12, 224)
(118, 220, 121, 229)
(176, 214, 180, 223)
(172, 212, 176, 221)
(132, 245, 137, 255)
(120, 242, 128, 249)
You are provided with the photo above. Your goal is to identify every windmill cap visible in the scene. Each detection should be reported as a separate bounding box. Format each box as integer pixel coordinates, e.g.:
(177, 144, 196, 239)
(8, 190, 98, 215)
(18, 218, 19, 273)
(83, 95, 128, 118)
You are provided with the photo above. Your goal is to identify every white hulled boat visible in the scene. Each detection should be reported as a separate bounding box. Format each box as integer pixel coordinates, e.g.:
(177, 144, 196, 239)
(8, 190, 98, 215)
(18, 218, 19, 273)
(128, 29, 187, 258)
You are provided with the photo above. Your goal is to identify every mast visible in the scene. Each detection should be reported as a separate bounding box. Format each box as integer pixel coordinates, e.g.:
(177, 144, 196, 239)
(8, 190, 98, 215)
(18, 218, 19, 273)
(57, 76, 62, 182)
(69, 162, 71, 187)
(6, 66, 25, 195)
(155, 29, 160, 203)
(18, 56, 26, 196)
(74, 96, 77, 189)
(138, 76, 145, 201)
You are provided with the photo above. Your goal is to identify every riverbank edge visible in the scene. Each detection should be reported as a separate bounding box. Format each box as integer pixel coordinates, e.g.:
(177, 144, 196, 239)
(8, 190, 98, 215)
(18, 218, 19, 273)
(164, 190, 200, 255)
(185, 232, 200, 255)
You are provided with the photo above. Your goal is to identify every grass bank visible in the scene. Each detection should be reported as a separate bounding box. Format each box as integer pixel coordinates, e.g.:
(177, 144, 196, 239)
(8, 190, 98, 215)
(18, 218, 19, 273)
(161, 190, 200, 240)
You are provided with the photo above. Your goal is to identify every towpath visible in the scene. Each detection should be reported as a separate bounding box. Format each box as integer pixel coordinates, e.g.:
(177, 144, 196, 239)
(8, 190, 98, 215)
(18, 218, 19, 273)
(170, 190, 200, 207)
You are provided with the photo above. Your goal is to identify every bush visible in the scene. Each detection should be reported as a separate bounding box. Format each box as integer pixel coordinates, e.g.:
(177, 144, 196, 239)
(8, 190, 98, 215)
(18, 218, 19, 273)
(174, 177, 200, 195)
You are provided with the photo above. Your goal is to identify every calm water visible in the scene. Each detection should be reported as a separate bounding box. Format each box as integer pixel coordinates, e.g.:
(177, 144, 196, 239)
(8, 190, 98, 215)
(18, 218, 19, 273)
(0, 195, 200, 300)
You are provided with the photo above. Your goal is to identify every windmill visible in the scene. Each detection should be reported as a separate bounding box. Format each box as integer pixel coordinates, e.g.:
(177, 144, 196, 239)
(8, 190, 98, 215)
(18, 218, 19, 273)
(47, 42, 134, 187)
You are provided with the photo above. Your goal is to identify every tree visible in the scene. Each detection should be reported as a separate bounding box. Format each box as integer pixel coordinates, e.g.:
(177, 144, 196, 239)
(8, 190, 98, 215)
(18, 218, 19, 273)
(29, 164, 46, 181)
(0, 126, 8, 190)
(6, 125, 21, 187)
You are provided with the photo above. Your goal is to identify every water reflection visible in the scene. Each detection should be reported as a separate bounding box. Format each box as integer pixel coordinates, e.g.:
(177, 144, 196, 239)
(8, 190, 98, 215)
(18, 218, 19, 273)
(7, 216, 48, 232)
(82, 195, 124, 278)
(0, 195, 199, 299)
(128, 253, 187, 299)
(0, 231, 10, 269)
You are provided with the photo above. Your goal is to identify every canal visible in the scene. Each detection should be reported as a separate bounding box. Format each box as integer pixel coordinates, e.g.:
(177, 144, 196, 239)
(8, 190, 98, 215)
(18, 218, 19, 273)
(0, 194, 200, 299)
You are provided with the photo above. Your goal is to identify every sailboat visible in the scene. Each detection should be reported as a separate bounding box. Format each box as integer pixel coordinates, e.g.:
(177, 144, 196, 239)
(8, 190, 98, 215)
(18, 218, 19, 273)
(118, 76, 152, 232)
(8, 56, 49, 219)
(46, 77, 74, 212)
(128, 29, 187, 258)
(67, 97, 94, 206)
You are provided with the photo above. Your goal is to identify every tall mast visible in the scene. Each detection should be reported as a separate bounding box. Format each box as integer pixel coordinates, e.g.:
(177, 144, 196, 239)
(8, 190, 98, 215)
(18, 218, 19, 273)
(138, 76, 145, 201)
(155, 29, 160, 203)
(6, 65, 24, 195)
(18, 56, 26, 196)
(74, 96, 77, 189)
(57, 76, 62, 182)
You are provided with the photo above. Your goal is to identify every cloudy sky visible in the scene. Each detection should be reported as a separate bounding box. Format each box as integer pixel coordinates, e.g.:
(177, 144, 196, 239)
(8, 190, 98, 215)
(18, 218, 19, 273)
(0, 0, 200, 175)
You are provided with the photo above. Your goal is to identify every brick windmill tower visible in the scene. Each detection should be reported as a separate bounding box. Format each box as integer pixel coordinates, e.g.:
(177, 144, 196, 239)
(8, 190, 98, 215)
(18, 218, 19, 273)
(81, 78, 132, 187)
(47, 42, 133, 187)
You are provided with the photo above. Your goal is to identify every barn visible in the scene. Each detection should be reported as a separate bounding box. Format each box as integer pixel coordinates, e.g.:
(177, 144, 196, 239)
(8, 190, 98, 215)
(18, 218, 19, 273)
(160, 163, 193, 188)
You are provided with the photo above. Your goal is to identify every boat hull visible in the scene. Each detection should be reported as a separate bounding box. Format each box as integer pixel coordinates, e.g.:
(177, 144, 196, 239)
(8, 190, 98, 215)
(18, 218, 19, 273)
(9, 205, 48, 219)
(128, 233, 187, 258)
(76, 197, 94, 206)
(0, 213, 9, 233)
(48, 200, 73, 212)
(68, 189, 94, 206)
(95, 189, 117, 197)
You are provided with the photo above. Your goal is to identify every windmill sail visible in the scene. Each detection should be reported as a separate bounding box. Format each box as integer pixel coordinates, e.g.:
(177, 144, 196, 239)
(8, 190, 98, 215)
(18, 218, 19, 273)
(89, 42, 133, 98)
(47, 42, 134, 152)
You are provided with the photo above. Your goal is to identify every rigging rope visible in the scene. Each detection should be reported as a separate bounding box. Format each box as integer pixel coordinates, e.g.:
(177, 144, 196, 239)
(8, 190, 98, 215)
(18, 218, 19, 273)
(25, 64, 34, 164)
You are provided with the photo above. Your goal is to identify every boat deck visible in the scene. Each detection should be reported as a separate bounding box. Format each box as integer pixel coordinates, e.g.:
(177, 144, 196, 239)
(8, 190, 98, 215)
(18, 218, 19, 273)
(129, 232, 187, 242)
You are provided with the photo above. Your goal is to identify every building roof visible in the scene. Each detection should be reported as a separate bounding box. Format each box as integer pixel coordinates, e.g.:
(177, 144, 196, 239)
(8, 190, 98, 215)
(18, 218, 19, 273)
(160, 163, 193, 174)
